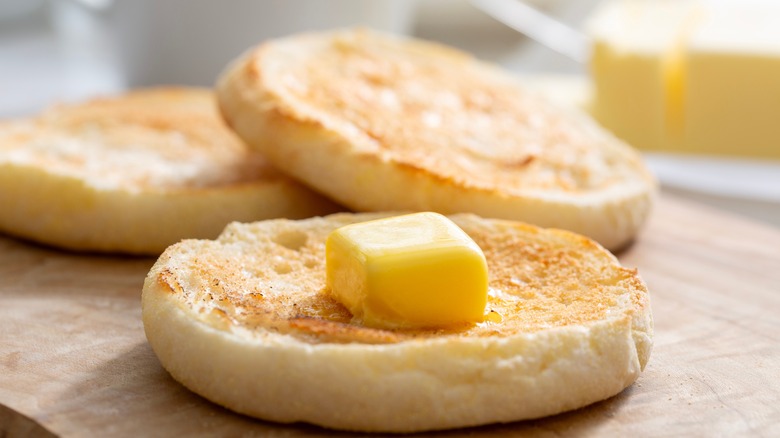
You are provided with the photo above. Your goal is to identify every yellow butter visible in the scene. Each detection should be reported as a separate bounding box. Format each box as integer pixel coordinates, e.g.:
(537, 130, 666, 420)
(325, 212, 488, 329)
(587, 0, 697, 152)
(586, 0, 780, 159)
(683, 1, 780, 157)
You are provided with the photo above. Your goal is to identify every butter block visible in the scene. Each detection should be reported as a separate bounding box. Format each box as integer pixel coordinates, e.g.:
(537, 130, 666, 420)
(325, 212, 488, 328)
(683, 1, 780, 157)
(586, 0, 697, 151)
(586, 0, 780, 159)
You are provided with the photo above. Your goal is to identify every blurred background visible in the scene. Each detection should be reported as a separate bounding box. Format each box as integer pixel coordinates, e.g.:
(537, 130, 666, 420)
(1, 0, 778, 227)
(0, 0, 591, 116)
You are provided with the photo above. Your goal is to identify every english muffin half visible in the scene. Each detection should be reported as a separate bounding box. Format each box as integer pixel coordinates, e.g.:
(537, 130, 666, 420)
(217, 29, 657, 251)
(142, 213, 652, 433)
(0, 88, 341, 254)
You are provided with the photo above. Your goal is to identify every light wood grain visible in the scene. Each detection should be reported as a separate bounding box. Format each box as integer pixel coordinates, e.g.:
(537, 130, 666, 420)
(1, 194, 779, 437)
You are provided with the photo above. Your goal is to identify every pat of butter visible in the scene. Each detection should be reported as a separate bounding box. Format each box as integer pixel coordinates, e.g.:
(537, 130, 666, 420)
(587, 0, 697, 153)
(684, 1, 780, 158)
(586, 0, 780, 159)
(325, 212, 488, 328)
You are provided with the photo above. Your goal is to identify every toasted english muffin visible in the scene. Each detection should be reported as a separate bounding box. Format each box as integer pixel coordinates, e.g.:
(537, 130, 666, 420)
(142, 213, 652, 433)
(217, 28, 657, 251)
(0, 88, 341, 254)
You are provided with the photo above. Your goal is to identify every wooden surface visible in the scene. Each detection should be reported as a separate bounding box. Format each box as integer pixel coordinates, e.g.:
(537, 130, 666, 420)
(1, 194, 779, 437)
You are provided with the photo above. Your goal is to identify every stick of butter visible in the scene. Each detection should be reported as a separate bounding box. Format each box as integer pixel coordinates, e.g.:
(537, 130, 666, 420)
(325, 212, 488, 329)
(587, 0, 780, 159)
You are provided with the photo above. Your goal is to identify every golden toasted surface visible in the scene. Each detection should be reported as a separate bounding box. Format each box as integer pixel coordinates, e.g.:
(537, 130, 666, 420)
(0, 88, 283, 191)
(236, 29, 651, 195)
(154, 213, 649, 346)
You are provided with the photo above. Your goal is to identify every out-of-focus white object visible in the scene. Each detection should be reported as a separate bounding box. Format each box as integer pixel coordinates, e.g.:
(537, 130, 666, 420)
(53, 0, 417, 87)
(646, 153, 780, 227)
(646, 154, 780, 204)
(469, 0, 589, 63)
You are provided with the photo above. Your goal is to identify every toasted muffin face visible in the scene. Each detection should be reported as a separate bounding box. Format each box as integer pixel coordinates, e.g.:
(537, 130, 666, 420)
(256, 32, 643, 195)
(143, 213, 653, 432)
(2, 89, 281, 191)
(156, 214, 649, 344)
(218, 29, 657, 250)
(0, 88, 341, 254)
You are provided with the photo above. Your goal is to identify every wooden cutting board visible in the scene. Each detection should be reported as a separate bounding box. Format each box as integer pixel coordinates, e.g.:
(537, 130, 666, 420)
(1, 194, 779, 437)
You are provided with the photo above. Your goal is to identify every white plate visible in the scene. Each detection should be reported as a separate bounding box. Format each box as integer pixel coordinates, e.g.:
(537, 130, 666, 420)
(645, 153, 780, 227)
